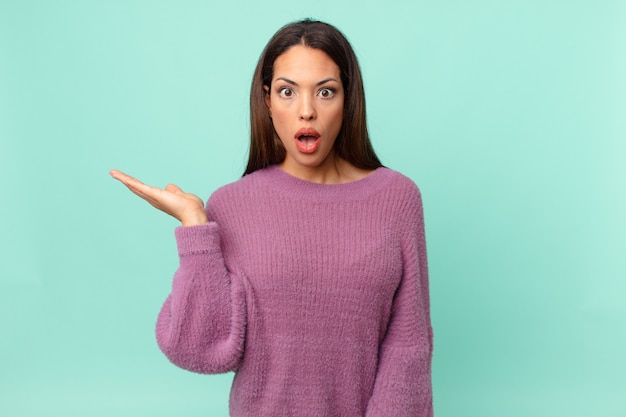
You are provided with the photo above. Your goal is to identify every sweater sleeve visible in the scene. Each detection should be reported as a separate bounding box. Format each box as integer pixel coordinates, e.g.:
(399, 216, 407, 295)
(155, 221, 247, 374)
(365, 185, 434, 417)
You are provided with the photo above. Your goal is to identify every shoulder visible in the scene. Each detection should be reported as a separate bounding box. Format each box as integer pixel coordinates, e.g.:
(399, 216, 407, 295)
(372, 169, 426, 235)
(209, 170, 260, 200)
(206, 167, 274, 210)
(377, 170, 427, 245)
(376, 168, 423, 205)
(381, 168, 421, 191)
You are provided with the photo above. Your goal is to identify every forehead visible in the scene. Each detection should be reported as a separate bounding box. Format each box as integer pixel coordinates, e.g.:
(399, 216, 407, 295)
(273, 45, 340, 81)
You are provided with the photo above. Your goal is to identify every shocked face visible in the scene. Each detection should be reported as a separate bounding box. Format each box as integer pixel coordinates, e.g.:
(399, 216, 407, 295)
(265, 45, 344, 177)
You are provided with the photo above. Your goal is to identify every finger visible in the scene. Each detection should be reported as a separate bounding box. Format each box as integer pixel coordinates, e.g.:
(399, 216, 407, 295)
(123, 181, 166, 203)
(122, 185, 178, 215)
(112, 172, 160, 197)
(109, 169, 134, 182)
(112, 171, 178, 206)
(110, 170, 145, 188)
(111, 171, 174, 199)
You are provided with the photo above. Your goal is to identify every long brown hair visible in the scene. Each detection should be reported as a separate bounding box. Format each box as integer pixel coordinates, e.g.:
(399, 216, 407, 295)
(244, 19, 382, 175)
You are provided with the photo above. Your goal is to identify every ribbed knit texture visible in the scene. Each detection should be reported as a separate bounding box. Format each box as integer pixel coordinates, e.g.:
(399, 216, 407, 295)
(156, 165, 433, 417)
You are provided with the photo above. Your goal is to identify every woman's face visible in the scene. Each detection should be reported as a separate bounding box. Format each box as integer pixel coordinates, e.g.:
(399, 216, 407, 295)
(265, 45, 344, 178)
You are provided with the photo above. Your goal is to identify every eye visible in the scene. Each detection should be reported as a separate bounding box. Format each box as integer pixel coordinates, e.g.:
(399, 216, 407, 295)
(278, 87, 294, 98)
(318, 88, 335, 98)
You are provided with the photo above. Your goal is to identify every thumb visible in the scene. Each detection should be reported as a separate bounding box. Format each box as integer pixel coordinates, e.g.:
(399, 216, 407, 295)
(165, 183, 184, 194)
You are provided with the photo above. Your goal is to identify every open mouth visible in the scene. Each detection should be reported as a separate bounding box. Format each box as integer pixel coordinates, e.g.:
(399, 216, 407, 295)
(294, 128, 321, 154)
(297, 134, 318, 146)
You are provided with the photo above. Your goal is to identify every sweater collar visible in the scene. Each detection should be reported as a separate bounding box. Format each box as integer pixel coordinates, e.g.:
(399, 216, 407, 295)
(257, 165, 392, 203)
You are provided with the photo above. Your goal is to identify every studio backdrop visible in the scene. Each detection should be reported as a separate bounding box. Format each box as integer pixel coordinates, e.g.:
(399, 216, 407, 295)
(1, 1, 624, 416)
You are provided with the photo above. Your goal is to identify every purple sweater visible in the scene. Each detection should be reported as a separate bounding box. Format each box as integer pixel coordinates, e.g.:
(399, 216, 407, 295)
(156, 166, 433, 416)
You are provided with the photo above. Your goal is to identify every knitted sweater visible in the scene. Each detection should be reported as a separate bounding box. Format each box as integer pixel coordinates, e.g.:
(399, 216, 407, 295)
(156, 165, 433, 417)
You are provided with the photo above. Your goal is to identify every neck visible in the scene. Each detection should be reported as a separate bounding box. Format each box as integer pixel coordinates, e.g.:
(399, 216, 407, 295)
(279, 154, 373, 185)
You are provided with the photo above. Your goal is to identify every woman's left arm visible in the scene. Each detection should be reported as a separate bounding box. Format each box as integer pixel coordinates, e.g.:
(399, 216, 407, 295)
(366, 184, 434, 417)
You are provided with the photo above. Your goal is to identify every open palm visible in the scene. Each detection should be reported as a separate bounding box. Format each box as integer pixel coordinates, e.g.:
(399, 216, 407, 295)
(110, 170, 208, 226)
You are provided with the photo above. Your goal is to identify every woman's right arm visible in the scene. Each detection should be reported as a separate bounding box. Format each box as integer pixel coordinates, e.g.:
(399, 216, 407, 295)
(110, 170, 247, 373)
(156, 222, 247, 373)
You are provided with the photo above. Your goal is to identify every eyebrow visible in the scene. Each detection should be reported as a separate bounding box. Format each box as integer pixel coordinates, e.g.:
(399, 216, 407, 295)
(275, 77, 338, 86)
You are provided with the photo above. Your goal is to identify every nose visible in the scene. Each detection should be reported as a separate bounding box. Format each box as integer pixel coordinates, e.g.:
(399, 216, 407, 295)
(299, 94, 316, 121)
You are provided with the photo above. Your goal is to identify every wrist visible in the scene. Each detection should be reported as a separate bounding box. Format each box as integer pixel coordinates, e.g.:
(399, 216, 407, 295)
(181, 212, 209, 227)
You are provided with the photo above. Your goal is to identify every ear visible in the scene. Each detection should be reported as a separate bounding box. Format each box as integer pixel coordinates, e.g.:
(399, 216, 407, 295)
(264, 85, 271, 115)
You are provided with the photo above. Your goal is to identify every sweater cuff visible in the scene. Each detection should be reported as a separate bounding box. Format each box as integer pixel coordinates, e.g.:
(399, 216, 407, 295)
(174, 222, 221, 256)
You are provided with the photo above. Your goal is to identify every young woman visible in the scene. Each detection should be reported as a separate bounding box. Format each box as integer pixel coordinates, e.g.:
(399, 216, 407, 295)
(111, 19, 433, 417)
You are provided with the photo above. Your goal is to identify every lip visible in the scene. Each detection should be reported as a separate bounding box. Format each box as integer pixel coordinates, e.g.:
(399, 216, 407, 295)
(294, 127, 321, 139)
(294, 127, 321, 154)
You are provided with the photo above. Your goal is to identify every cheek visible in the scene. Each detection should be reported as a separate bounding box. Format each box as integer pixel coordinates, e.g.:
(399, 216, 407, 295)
(329, 106, 344, 129)
(329, 97, 344, 121)
(271, 111, 289, 132)
(269, 111, 292, 143)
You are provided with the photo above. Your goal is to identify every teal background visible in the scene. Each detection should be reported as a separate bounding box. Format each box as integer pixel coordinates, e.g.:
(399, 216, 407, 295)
(1, 1, 624, 416)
